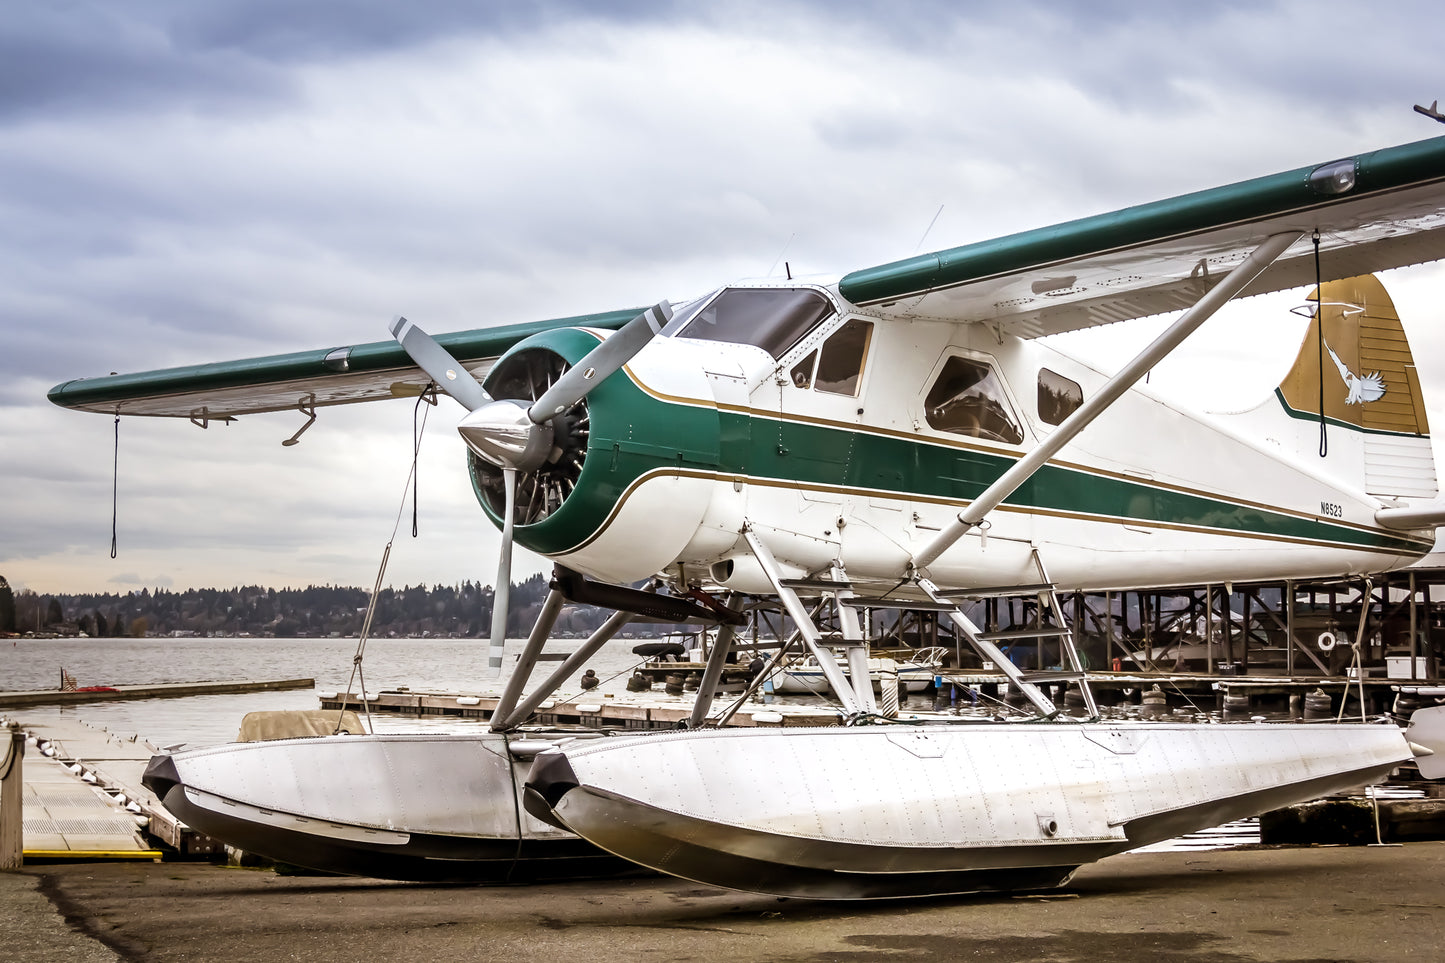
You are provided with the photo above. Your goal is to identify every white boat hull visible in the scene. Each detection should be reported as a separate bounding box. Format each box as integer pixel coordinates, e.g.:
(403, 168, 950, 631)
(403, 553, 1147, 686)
(524, 721, 1413, 899)
(143, 732, 629, 882)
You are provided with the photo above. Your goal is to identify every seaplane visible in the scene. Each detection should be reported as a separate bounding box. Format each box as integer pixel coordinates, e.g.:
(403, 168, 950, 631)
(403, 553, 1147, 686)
(49, 130, 1445, 897)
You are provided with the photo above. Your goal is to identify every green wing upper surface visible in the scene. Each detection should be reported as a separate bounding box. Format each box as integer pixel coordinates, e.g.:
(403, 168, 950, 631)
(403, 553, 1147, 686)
(839, 135, 1445, 338)
(47, 309, 642, 419)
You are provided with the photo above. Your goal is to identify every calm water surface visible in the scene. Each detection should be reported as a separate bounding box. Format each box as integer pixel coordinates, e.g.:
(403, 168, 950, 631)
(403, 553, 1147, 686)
(1, 635, 659, 748)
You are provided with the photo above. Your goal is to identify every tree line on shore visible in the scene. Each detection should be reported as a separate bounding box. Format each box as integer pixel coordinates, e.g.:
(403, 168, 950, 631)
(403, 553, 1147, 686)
(0, 573, 666, 639)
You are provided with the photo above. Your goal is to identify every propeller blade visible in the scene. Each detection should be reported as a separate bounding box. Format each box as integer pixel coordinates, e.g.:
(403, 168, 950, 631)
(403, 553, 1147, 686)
(527, 301, 672, 422)
(390, 316, 493, 411)
(486, 467, 518, 677)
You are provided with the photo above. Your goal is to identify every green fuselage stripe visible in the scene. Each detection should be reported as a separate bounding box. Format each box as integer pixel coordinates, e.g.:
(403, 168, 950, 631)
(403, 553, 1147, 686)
(509, 368, 1428, 558)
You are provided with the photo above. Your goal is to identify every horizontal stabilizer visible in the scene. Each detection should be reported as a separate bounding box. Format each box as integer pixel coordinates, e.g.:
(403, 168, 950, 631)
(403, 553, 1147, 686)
(1376, 502, 1445, 531)
(1407, 706, 1445, 779)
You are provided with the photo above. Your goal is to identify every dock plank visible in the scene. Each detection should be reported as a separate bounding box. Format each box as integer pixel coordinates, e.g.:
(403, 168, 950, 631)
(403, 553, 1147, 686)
(0, 678, 314, 709)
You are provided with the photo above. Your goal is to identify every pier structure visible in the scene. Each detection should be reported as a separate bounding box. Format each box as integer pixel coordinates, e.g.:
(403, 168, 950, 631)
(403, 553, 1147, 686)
(874, 561, 1445, 719)
(1051, 569, 1444, 682)
(315, 689, 841, 728)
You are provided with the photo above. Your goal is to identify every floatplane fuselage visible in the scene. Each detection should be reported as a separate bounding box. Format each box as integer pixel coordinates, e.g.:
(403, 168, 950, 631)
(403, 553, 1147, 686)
(52, 132, 1445, 895)
(481, 277, 1432, 601)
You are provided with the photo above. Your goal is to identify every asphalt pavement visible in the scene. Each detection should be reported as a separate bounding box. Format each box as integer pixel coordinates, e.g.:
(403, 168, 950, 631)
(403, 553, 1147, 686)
(6, 842, 1445, 962)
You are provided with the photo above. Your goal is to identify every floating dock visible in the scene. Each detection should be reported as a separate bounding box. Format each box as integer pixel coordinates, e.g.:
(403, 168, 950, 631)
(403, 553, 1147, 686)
(3, 714, 198, 861)
(0, 677, 315, 709)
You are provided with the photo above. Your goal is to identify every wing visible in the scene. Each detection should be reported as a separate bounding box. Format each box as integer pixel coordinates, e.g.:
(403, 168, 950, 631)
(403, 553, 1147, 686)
(838, 135, 1445, 338)
(47, 308, 644, 419)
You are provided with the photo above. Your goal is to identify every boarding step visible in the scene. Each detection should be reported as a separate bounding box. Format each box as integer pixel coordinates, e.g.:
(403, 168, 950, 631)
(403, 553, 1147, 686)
(936, 583, 1055, 600)
(1017, 670, 1088, 684)
(978, 626, 1072, 642)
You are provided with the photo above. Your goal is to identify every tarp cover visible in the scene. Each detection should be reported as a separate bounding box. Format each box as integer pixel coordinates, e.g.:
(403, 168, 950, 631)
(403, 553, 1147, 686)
(237, 710, 365, 742)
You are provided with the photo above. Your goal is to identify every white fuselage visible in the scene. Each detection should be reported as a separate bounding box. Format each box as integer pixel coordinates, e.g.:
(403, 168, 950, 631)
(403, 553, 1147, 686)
(549, 282, 1431, 595)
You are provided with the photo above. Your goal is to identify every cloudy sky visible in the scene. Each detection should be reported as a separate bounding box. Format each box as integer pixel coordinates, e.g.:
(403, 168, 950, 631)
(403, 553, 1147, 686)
(5, 0, 1445, 596)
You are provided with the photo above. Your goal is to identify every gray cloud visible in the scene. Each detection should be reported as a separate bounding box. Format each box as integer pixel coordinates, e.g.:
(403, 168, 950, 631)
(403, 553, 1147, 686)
(5, 0, 1445, 593)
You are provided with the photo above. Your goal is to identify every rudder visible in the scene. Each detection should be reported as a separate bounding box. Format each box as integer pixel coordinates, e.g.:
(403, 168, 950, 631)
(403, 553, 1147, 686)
(1234, 274, 1436, 500)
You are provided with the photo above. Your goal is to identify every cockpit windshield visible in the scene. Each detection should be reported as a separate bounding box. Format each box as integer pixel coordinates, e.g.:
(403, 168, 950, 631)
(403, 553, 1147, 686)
(669, 287, 835, 359)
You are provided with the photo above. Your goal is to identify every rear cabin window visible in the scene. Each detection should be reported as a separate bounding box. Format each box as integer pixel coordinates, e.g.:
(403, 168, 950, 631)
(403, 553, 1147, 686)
(789, 319, 873, 396)
(1038, 368, 1083, 426)
(673, 287, 834, 359)
(924, 356, 1024, 445)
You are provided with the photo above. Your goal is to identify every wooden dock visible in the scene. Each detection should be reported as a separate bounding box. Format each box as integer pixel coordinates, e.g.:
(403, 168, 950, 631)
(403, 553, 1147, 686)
(939, 670, 1434, 716)
(0, 677, 314, 709)
(316, 688, 845, 728)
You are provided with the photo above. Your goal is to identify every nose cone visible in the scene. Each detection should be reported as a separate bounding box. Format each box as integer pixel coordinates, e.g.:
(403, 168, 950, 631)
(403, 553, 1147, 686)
(141, 752, 182, 799)
(522, 749, 580, 830)
(457, 399, 554, 471)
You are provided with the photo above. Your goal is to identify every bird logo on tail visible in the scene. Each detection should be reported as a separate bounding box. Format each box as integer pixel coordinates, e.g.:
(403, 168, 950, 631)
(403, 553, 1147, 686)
(1324, 340, 1386, 405)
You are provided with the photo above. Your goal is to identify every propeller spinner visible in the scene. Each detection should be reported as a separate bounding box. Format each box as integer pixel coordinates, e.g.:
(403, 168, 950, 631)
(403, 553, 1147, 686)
(389, 303, 673, 673)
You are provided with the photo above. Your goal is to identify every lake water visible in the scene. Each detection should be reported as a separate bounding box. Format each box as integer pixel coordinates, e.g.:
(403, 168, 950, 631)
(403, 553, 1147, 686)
(0, 635, 665, 748)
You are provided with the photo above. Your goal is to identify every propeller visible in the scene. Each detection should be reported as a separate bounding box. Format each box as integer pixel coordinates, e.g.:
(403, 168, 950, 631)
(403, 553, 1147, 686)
(389, 317, 493, 411)
(389, 303, 673, 674)
(527, 302, 672, 420)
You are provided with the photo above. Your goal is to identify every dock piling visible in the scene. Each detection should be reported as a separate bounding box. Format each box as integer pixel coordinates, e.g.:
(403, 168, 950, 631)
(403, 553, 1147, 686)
(1, 721, 23, 870)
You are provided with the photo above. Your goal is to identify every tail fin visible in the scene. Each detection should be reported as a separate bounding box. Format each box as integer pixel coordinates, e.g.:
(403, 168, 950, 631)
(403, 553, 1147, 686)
(1228, 274, 1436, 500)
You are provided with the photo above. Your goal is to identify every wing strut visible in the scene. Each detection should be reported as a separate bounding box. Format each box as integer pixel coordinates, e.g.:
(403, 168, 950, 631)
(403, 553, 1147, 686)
(912, 230, 1304, 571)
(489, 602, 639, 731)
(742, 523, 865, 716)
(687, 613, 741, 728)
(916, 577, 1059, 718)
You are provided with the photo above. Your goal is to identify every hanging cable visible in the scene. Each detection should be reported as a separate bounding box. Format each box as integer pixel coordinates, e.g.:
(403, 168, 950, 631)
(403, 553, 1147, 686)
(110, 414, 121, 558)
(1313, 231, 1329, 458)
(335, 428, 430, 735)
(410, 386, 433, 538)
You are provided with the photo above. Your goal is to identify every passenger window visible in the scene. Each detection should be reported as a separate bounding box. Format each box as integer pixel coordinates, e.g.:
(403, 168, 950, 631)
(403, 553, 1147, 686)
(1038, 368, 1083, 426)
(813, 319, 873, 396)
(924, 357, 1024, 444)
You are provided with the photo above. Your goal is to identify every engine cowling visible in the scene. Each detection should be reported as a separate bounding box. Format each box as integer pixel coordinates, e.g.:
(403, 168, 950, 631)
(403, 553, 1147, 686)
(468, 328, 724, 583)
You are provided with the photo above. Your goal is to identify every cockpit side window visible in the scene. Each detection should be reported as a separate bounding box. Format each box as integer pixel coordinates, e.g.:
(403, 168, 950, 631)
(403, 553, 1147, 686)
(813, 319, 873, 396)
(672, 287, 834, 359)
(1038, 368, 1083, 426)
(790, 351, 816, 389)
(924, 356, 1024, 445)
